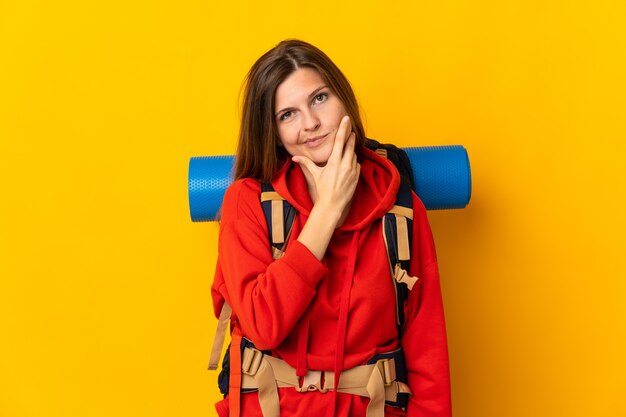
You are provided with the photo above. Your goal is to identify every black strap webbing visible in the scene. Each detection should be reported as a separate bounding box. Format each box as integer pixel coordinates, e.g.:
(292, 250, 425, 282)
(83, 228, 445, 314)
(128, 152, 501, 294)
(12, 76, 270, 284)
(382, 178, 413, 335)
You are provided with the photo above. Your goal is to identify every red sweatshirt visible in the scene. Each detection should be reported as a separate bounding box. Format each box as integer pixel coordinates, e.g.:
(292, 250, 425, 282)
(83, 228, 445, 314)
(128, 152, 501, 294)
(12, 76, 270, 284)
(211, 147, 452, 417)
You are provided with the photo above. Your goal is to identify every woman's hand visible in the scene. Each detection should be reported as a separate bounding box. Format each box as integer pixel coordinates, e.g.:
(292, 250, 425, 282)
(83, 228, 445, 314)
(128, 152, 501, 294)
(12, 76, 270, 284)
(292, 115, 360, 260)
(292, 115, 360, 221)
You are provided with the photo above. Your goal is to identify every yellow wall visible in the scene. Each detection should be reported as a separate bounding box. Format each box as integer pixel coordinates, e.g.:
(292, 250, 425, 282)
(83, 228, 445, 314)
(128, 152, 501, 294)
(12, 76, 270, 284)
(1, 1, 625, 416)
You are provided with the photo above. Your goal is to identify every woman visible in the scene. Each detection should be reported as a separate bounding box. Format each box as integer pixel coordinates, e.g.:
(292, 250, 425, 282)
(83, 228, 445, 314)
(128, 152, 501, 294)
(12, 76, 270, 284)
(211, 39, 451, 417)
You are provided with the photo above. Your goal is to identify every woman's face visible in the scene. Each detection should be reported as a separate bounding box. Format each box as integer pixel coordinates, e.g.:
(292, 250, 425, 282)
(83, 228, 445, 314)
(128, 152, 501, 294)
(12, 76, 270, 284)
(274, 67, 349, 166)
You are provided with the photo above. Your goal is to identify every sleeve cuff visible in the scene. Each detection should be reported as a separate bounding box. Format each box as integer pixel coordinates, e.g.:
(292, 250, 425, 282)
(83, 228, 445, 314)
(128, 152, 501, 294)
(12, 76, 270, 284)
(279, 240, 329, 288)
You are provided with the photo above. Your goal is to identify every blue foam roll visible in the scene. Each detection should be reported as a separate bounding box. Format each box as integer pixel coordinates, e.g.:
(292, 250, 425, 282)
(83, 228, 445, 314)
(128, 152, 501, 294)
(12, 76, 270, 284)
(188, 145, 471, 222)
(188, 155, 235, 222)
(404, 145, 472, 210)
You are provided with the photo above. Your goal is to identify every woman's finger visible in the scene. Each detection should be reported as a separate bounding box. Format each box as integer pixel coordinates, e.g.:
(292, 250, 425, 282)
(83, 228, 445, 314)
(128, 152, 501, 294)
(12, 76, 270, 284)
(344, 131, 356, 159)
(340, 132, 356, 169)
(329, 115, 350, 163)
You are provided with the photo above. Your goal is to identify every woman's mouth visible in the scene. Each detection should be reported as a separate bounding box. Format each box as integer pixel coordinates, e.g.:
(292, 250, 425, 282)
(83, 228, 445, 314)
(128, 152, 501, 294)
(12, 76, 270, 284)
(304, 133, 328, 148)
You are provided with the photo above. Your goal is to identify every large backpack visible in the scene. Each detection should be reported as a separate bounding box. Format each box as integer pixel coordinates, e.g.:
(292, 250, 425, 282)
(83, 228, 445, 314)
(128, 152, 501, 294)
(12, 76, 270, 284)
(209, 138, 420, 402)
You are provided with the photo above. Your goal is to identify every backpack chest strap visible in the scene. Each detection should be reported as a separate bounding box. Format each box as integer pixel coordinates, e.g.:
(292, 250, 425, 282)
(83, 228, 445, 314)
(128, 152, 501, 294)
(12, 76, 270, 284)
(393, 264, 419, 291)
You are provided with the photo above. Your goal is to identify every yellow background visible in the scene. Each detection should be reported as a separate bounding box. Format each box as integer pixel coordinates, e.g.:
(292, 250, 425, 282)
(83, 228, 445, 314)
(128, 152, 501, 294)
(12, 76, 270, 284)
(1, 1, 625, 416)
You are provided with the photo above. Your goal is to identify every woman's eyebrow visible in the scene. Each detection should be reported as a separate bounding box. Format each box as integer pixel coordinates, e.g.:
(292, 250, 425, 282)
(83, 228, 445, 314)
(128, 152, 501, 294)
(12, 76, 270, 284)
(275, 85, 328, 116)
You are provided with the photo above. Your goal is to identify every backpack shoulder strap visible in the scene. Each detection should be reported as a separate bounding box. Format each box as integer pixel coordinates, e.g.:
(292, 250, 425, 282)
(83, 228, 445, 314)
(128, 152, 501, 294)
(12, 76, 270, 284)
(208, 183, 293, 371)
(208, 182, 298, 413)
(260, 182, 297, 259)
(370, 139, 420, 336)
(382, 179, 418, 335)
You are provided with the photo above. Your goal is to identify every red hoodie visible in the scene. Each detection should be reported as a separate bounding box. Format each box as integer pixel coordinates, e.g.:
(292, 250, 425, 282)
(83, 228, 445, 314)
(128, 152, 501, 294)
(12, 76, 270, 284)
(211, 147, 452, 417)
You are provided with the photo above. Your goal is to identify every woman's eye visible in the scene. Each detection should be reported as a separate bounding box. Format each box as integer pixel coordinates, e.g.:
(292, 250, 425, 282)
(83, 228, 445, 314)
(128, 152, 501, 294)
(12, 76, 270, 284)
(314, 93, 328, 103)
(279, 111, 292, 121)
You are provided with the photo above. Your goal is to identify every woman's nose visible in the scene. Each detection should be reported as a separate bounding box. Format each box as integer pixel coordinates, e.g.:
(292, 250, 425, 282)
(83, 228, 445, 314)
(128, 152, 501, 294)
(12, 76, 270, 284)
(302, 109, 321, 131)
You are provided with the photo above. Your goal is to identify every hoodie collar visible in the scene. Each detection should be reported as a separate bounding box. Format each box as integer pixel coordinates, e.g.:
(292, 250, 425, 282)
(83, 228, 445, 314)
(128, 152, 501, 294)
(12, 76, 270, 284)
(271, 147, 400, 231)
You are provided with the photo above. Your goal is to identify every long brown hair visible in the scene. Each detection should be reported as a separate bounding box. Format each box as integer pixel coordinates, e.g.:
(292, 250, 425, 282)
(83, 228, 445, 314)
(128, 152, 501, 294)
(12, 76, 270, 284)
(235, 39, 366, 182)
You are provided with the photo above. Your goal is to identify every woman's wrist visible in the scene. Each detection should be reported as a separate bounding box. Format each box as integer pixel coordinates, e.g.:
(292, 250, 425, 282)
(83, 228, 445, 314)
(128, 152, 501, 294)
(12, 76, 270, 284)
(310, 199, 343, 225)
(297, 203, 342, 261)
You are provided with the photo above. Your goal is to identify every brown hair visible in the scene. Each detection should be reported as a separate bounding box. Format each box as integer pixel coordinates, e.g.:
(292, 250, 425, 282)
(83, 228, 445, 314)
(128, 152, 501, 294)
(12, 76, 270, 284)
(234, 39, 366, 182)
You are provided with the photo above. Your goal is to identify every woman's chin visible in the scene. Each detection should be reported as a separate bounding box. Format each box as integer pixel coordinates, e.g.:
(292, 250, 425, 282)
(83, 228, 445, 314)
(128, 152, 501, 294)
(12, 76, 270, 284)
(310, 149, 332, 167)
